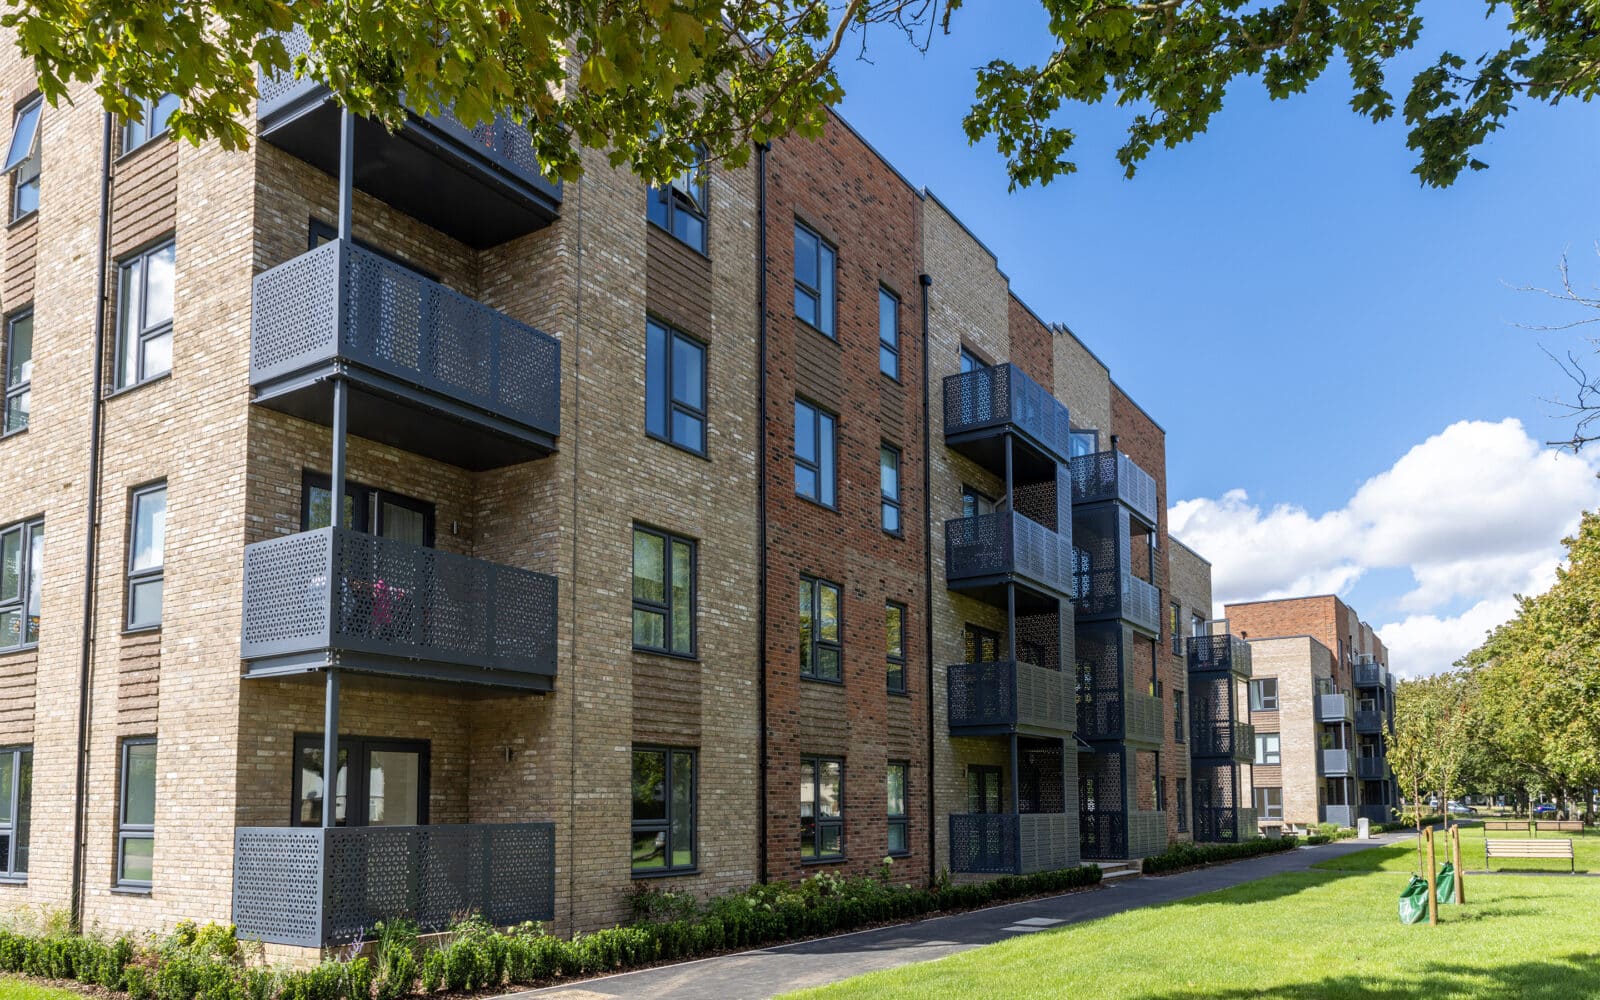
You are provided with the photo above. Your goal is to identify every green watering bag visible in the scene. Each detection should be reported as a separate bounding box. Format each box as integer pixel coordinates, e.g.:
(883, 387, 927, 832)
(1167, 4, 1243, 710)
(1436, 862, 1456, 905)
(1399, 874, 1430, 924)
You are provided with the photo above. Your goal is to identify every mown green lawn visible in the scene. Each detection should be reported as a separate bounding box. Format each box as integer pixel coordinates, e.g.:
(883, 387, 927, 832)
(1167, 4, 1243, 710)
(1314, 824, 1600, 874)
(0, 979, 82, 1000)
(782, 847, 1600, 1000)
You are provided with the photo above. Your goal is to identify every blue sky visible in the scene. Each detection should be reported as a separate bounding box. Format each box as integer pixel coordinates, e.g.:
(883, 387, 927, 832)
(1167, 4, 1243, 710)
(830, 1, 1600, 674)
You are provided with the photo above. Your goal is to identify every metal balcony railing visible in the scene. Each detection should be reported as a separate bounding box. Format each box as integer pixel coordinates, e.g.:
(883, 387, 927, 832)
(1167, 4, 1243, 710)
(948, 812, 1076, 875)
(1322, 749, 1352, 775)
(1192, 722, 1255, 763)
(945, 511, 1073, 599)
(948, 661, 1074, 735)
(1323, 804, 1354, 828)
(1357, 804, 1393, 824)
(1354, 708, 1385, 733)
(1354, 660, 1388, 688)
(1316, 693, 1353, 723)
(1186, 634, 1252, 678)
(1127, 810, 1168, 859)
(1194, 807, 1257, 843)
(942, 363, 1073, 464)
(1068, 451, 1159, 526)
(232, 823, 556, 947)
(1357, 756, 1388, 781)
(240, 528, 558, 686)
(1078, 689, 1164, 749)
(1073, 568, 1161, 635)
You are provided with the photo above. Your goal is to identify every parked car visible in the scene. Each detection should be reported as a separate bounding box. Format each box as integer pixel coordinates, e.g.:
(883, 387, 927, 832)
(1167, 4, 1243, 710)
(1533, 803, 1560, 816)
(1446, 801, 1477, 816)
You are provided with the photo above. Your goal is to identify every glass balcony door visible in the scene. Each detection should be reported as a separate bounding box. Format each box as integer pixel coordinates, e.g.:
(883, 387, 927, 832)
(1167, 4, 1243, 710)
(293, 734, 430, 827)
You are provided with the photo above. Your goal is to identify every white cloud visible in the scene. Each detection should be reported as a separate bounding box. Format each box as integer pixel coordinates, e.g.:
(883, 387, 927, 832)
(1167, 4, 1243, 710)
(1169, 418, 1600, 676)
(1377, 598, 1519, 679)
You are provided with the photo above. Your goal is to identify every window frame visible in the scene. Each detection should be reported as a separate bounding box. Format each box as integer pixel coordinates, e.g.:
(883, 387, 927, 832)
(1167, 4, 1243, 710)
(0, 516, 42, 653)
(793, 398, 837, 509)
(1255, 786, 1284, 820)
(1173, 689, 1185, 744)
(1168, 603, 1181, 655)
(299, 471, 436, 545)
(799, 575, 843, 683)
(792, 221, 836, 338)
(120, 93, 179, 156)
(1255, 732, 1281, 766)
(631, 746, 698, 877)
(125, 482, 166, 632)
(879, 443, 902, 536)
(886, 761, 909, 857)
(1175, 777, 1188, 834)
(3, 309, 31, 436)
(5, 96, 41, 223)
(116, 737, 156, 890)
(646, 147, 709, 254)
(878, 286, 900, 380)
(800, 755, 845, 862)
(631, 525, 698, 659)
(1250, 678, 1279, 712)
(113, 239, 176, 391)
(289, 733, 432, 827)
(885, 600, 907, 695)
(644, 319, 708, 457)
(0, 745, 31, 880)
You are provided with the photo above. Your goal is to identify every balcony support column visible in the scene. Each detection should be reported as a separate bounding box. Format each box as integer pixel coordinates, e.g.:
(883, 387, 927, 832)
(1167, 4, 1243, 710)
(1009, 733, 1020, 822)
(322, 666, 340, 828)
(337, 109, 354, 241)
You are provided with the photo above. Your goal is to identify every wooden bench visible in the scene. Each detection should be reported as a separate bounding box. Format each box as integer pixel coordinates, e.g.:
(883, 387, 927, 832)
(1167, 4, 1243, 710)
(1485, 838, 1575, 873)
(1483, 820, 1527, 832)
(1535, 820, 1586, 834)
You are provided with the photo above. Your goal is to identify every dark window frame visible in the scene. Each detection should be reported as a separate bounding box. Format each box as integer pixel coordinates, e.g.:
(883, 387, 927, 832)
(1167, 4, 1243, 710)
(3, 309, 31, 436)
(1169, 603, 1181, 655)
(801, 755, 845, 862)
(307, 219, 439, 280)
(1250, 678, 1279, 712)
(794, 398, 837, 509)
(113, 238, 176, 390)
(885, 600, 907, 695)
(1175, 777, 1188, 834)
(646, 147, 709, 254)
(0, 745, 30, 880)
(631, 525, 698, 659)
(0, 516, 42, 653)
(878, 286, 900, 380)
(299, 471, 436, 546)
(880, 443, 902, 536)
(1255, 732, 1281, 766)
(886, 761, 909, 857)
(1173, 688, 1185, 744)
(289, 732, 432, 828)
(958, 347, 985, 374)
(644, 318, 708, 457)
(5, 96, 41, 223)
(631, 746, 697, 877)
(792, 221, 836, 338)
(125, 481, 166, 632)
(116, 737, 156, 890)
(799, 575, 843, 683)
(120, 93, 180, 156)
(1255, 786, 1284, 820)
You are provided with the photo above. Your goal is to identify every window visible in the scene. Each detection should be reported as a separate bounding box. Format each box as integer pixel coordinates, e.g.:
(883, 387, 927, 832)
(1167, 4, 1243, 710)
(1250, 678, 1279, 712)
(646, 146, 708, 253)
(114, 240, 176, 389)
(125, 484, 166, 630)
(0, 517, 42, 652)
(645, 320, 707, 455)
(886, 762, 908, 856)
(880, 444, 901, 535)
(958, 347, 984, 374)
(1254, 786, 1283, 820)
(793, 222, 835, 337)
(878, 288, 900, 379)
(632, 526, 696, 657)
(117, 738, 156, 888)
(1069, 430, 1098, 458)
(1255, 732, 1281, 766)
(800, 756, 843, 860)
(1169, 602, 1181, 654)
(301, 472, 434, 545)
(961, 484, 996, 520)
(1174, 689, 1185, 744)
(4, 97, 40, 221)
(632, 747, 695, 875)
(121, 93, 179, 154)
(885, 601, 906, 694)
(3, 311, 30, 435)
(1175, 778, 1188, 834)
(967, 765, 1002, 813)
(799, 575, 842, 682)
(1191, 613, 1206, 638)
(963, 624, 1000, 664)
(0, 747, 31, 879)
(794, 399, 836, 507)
(291, 734, 429, 827)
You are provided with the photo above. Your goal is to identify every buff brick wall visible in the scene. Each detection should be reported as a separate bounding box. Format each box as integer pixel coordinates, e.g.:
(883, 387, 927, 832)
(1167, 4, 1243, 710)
(1242, 636, 1331, 829)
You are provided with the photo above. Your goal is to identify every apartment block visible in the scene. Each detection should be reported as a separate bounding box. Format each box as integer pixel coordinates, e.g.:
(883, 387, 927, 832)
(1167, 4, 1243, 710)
(1226, 597, 1398, 830)
(0, 34, 1233, 952)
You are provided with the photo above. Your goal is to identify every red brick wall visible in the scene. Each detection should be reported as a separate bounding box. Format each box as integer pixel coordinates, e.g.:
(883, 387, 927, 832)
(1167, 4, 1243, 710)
(762, 114, 929, 883)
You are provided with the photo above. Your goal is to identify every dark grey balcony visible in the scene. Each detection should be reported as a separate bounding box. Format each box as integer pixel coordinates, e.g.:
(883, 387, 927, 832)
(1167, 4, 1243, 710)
(1192, 721, 1255, 764)
(1323, 804, 1354, 827)
(240, 528, 557, 691)
(1357, 804, 1393, 825)
(1195, 807, 1257, 843)
(251, 240, 560, 470)
(1073, 567, 1161, 635)
(1127, 810, 1168, 859)
(1078, 689, 1164, 750)
(1187, 634, 1252, 678)
(945, 511, 1073, 602)
(948, 812, 1077, 875)
(1354, 659, 1388, 688)
(948, 661, 1074, 736)
(1322, 749, 1352, 776)
(1069, 451, 1158, 527)
(1357, 756, 1388, 781)
(943, 363, 1072, 470)
(232, 823, 555, 947)
(1355, 708, 1384, 734)
(257, 32, 560, 248)
(1317, 693, 1353, 723)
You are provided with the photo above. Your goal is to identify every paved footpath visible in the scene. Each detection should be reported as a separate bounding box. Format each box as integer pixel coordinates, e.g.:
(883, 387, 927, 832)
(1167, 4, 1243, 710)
(500, 833, 1409, 1000)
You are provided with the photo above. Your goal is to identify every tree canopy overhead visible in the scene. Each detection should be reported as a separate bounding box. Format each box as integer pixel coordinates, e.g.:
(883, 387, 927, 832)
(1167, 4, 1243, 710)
(2, 0, 1595, 186)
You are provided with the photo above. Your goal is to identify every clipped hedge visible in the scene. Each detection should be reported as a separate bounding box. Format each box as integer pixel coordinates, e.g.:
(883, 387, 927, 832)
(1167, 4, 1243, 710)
(1142, 836, 1302, 874)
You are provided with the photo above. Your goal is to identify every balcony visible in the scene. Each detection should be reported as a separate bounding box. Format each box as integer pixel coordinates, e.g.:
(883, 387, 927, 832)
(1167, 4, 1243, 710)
(240, 528, 558, 691)
(1357, 756, 1389, 781)
(945, 511, 1073, 602)
(1187, 634, 1252, 678)
(942, 362, 1073, 471)
(1073, 567, 1161, 635)
(1069, 451, 1159, 527)
(1358, 804, 1393, 825)
(1078, 689, 1164, 750)
(1354, 660, 1389, 688)
(251, 240, 561, 470)
(232, 823, 555, 947)
(1316, 693, 1353, 723)
(948, 812, 1077, 875)
(1322, 748, 1352, 776)
(257, 32, 561, 248)
(1194, 807, 1258, 844)
(1192, 721, 1255, 764)
(1127, 810, 1168, 859)
(948, 661, 1073, 736)
(1323, 804, 1354, 828)
(1354, 708, 1385, 734)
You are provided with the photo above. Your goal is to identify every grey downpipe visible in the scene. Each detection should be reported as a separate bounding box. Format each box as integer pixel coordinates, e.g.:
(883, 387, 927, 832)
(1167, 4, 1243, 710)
(919, 272, 934, 885)
(755, 140, 770, 882)
(70, 111, 115, 932)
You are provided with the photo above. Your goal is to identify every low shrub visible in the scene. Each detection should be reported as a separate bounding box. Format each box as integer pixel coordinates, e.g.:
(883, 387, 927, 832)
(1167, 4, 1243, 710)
(1142, 837, 1301, 874)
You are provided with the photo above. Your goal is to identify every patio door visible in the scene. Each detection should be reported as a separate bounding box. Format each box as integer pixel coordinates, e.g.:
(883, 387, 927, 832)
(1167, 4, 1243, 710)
(293, 734, 431, 827)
